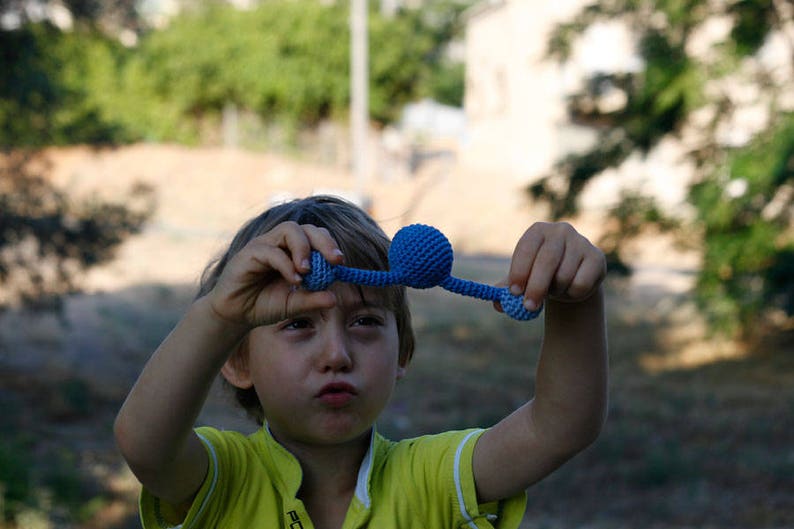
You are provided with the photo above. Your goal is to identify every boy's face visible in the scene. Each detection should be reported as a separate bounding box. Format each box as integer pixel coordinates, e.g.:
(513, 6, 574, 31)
(240, 284, 404, 447)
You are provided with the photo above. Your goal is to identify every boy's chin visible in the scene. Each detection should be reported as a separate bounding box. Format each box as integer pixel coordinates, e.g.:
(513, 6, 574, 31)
(272, 418, 374, 448)
(313, 421, 374, 446)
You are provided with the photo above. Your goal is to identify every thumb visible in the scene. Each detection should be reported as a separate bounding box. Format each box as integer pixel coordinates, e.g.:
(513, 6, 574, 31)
(492, 276, 509, 313)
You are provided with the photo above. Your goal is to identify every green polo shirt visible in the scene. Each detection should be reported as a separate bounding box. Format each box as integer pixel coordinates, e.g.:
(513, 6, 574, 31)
(140, 426, 527, 529)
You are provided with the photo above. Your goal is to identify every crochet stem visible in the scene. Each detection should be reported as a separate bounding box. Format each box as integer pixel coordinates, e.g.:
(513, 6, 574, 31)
(334, 266, 401, 287)
(440, 276, 501, 301)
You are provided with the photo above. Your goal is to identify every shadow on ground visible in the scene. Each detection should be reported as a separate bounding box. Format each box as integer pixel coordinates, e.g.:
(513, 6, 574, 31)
(1, 261, 792, 528)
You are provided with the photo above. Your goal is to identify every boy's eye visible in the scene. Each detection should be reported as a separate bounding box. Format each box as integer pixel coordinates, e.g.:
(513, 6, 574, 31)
(352, 315, 383, 327)
(284, 318, 312, 330)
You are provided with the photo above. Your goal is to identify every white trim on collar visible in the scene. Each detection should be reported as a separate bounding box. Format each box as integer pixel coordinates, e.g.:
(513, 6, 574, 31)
(354, 429, 376, 509)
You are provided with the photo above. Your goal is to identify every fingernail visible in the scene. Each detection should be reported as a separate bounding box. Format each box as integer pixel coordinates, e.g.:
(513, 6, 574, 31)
(301, 259, 311, 270)
(510, 284, 522, 295)
(294, 273, 303, 283)
(524, 298, 538, 311)
(333, 249, 344, 257)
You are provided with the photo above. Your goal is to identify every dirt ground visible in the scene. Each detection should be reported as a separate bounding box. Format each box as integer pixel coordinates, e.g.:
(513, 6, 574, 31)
(34, 143, 698, 289)
(37, 143, 536, 289)
(5, 144, 754, 529)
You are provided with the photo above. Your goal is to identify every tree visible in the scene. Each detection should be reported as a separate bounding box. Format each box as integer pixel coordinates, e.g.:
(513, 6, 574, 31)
(0, 4, 153, 524)
(0, 0, 141, 31)
(125, 0, 473, 136)
(535, 0, 794, 336)
(0, 0, 154, 311)
(0, 151, 155, 311)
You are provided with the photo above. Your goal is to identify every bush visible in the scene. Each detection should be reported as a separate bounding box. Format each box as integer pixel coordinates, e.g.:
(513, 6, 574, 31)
(1, 1, 471, 147)
(0, 151, 155, 310)
(690, 113, 794, 335)
(0, 23, 132, 146)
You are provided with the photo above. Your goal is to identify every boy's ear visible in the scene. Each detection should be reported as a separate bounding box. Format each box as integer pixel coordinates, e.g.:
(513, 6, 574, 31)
(396, 352, 410, 381)
(395, 365, 407, 381)
(221, 339, 254, 389)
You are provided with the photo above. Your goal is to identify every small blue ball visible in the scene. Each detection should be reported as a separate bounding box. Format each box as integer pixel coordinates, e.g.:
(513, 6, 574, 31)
(302, 251, 334, 291)
(389, 224, 453, 289)
(499, 290, 540, 321)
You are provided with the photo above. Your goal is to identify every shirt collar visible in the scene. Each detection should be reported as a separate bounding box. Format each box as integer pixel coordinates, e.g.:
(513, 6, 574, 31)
(258, 424, 379, 508)
(353, 429, 376, 509)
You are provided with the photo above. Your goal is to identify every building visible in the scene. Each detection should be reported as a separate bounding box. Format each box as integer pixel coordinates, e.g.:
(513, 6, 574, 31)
(462, 0, 590, 184)
(461, 0, 794, 214)
(462, 0, 689, 213)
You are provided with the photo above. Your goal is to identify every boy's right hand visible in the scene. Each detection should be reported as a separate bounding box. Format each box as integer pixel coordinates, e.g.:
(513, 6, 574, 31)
(205, 221, 345, 329)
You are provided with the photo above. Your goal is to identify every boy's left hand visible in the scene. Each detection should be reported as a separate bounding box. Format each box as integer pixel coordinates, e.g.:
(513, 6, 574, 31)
(501, 222, 606, 313)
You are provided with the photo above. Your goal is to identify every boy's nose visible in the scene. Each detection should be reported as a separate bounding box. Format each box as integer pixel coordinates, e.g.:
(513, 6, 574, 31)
(316, 329, 353, 372)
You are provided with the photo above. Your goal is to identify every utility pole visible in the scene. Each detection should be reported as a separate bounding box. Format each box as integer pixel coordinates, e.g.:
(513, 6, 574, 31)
(380, 0, 398, 18)
(350, 0, 369, 194)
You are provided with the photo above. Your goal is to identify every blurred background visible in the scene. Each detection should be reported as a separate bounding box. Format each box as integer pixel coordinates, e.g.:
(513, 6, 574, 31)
(1, 0, 793, 527)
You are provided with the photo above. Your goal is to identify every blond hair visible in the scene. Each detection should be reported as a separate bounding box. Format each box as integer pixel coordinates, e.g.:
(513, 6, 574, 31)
(197, 195, 414, 424)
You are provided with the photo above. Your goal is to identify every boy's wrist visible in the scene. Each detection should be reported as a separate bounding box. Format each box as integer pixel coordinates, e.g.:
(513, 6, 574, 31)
(190, 296, 252, 348)
(546, 285, 604, 315)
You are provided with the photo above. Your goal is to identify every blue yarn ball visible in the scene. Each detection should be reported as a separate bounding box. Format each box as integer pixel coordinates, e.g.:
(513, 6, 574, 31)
(498, 290, 539, 321)
(389, 224, 453, 289)
(302, 251, 334, 291)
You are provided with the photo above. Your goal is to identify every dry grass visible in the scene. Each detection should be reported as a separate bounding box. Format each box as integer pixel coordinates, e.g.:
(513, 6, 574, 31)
(3, 269, 792, 529)
(1, 146, 792, 528)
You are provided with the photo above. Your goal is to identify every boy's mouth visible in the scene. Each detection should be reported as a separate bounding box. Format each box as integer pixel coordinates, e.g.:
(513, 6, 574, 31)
(316, 382, 357, 407)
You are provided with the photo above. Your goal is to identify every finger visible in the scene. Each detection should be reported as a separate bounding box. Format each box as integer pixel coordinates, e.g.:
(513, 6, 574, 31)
(301, 224, 344, 266)
(523, 238, 565, 310)
(565, 253, 606, 300)
(550, 250, 584, 299)
(277, 222, 315, 272)
(507, 226, 545, 295)
(252, 280, 337, 326)
(491, 276, 508, 313)
(281, 288, 338, 319)
(251, 221, 313, 273)
(246, 242, 304, 284)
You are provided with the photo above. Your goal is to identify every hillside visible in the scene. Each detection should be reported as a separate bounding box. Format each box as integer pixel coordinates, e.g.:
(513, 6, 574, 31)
(6, 145, 784, 529)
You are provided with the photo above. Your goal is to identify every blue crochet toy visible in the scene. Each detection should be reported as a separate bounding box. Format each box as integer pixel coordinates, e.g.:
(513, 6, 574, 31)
(302, 224, 542, 321)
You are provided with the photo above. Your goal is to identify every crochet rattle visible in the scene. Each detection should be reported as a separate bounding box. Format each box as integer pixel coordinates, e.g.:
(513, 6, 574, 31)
(302, 224, 542, 321)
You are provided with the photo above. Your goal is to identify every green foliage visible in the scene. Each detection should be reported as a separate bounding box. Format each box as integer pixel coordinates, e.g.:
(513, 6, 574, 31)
(0, 437, 32, 519)
(1, 0, 470, 146)
(127, 0, 467, 131)
(424, 60, 465, 107)
(539, 0, 793, 337)
(534, 28, 703, 217)
(728, 0, 776, 56)
(128, 1, 351, 134)
(690, 113, 794, 332)
(598, 191, 680, 275)
(0, 23, 132, 146)
(0, 0, 469, 308)
(0, 433, 96, 523)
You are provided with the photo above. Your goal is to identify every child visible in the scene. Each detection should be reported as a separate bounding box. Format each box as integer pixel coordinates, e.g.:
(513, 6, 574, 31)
(114, 195, 608, 529)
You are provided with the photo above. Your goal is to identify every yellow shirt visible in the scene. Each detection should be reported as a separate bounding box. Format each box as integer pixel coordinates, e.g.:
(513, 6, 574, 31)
(140, 426, 527, 529)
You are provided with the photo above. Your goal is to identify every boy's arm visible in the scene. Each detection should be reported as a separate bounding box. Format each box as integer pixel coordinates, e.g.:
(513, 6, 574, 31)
(114, 297, 249, 505)
(114, 222, 343, 507)
(472, 223, 608, 503)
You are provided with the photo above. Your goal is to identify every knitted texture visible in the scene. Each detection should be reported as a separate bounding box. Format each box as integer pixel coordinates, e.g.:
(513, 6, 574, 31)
(301, 224, 541, 321)
(388, 224, 453, 288)
(303, 251, 334, 291)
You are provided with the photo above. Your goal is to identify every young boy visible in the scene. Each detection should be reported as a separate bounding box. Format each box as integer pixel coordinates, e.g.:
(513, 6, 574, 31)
(114, 195, 608, 529)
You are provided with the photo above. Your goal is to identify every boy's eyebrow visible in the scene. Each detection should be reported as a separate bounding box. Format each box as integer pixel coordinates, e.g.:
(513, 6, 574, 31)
(340, 297, 388, 311)
(339, 287, 391, 311)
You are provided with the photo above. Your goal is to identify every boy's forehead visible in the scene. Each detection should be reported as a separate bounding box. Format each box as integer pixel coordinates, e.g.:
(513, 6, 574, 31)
(329, 283, 392, 309)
